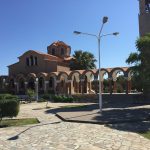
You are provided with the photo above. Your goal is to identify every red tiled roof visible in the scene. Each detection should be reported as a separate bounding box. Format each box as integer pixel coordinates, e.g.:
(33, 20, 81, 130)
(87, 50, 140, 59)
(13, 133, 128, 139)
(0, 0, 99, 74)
(18, 50, 64, 62)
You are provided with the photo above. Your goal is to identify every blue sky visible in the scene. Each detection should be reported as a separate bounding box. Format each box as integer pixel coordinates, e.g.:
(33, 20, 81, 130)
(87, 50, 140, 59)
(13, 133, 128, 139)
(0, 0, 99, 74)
(0, 0, 139, 75)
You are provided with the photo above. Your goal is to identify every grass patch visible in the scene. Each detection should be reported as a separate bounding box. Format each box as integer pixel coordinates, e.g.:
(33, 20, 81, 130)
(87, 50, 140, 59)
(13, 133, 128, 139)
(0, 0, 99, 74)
(0, 118, 40, 128)
(60, 105, 88, 109)
(139, 131, 150, 139)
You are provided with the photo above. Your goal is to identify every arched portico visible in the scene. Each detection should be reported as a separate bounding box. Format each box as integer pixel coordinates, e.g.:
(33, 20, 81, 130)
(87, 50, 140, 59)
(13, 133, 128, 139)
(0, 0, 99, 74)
(2, 67, 135, 95)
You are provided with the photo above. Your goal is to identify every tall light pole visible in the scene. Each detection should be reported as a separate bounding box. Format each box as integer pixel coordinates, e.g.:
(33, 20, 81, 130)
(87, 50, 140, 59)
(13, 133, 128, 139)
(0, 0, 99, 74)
(74, 16, 119, 113)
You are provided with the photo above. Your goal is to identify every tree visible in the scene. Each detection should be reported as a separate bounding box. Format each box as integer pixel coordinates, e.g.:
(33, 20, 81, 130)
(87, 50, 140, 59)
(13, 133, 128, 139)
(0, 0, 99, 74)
(70, 50, 97, 70)
(126, 33, 150, 95)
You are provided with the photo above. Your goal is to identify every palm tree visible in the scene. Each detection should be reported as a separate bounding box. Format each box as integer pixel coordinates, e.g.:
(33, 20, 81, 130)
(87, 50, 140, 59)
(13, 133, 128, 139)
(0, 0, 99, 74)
(70, 50, 97, 70)
(126, 33, 150, 94)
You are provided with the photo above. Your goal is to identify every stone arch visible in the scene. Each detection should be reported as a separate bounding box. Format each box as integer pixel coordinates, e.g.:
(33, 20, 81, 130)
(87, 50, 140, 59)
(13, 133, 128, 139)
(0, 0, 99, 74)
(15, 74, 26, 94)
(8, 77, 15, 94)
(110, 68, 127, 93)
(46, 73, 58, 94)
(27, 73, 36, 90)
(37, 72, 47, 80)
(111, 67, 126, 81)
(68, 71, 81, 94)
(16, 74, 26, 82)
(57, 72, 69, 81)
(27, 73, 36, 81)
(81, 70, 95, 94)
(68, 71, 81, 80)
(95, 68, 110, 81)
(57, 72, 69, 95)
(37, 72, 47, 94)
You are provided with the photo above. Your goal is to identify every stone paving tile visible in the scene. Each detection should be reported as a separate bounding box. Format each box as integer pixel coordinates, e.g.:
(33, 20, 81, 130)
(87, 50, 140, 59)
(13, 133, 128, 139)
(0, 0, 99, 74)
(0, 102, 150, 150)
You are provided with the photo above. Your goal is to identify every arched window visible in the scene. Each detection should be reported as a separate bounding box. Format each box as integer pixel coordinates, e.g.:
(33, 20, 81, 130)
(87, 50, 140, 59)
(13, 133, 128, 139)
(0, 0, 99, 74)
(30, 56, 34, 66)
(52, 48, 55, 55)
(61, 48, 64, 55)
(26, 58, 29, 66)
(35, 57, 37, 66)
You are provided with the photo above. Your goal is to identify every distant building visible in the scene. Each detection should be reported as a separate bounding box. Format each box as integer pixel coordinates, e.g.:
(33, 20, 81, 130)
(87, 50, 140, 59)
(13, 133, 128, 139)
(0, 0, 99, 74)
(139, 0, 150, 36)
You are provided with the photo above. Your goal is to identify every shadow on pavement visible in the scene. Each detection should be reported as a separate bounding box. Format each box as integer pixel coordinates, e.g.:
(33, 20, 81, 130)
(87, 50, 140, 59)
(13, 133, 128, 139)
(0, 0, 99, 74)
(45, 103, 150, 133)
(45, 104, 98, 114)
(105, 121, 150, 133)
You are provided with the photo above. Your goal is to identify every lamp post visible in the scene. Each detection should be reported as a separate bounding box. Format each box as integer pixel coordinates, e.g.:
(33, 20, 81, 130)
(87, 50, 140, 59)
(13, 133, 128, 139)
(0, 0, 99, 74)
(35, 78, 39, 101)
(74, 16, 119, 112)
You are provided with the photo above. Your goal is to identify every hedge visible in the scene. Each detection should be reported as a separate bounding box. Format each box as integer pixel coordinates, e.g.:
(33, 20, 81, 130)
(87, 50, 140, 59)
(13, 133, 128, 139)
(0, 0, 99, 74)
(0, 99, 20, 119)
(52, 95, 74, 103)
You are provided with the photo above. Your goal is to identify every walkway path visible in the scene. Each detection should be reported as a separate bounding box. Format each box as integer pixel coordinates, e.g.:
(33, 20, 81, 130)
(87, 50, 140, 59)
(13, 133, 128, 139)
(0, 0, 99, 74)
(0, 102, 150, 150)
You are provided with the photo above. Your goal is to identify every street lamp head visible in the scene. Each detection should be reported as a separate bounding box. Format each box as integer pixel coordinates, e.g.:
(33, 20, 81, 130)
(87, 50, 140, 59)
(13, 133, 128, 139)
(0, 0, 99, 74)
(113, 32, 119, 36)
(73, 31, 81, 35)
(103, 16, 108, 24)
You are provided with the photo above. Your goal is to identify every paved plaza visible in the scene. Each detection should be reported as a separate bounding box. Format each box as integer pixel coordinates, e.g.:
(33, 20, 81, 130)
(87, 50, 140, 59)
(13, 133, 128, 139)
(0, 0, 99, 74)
(0, 102, 150, 150)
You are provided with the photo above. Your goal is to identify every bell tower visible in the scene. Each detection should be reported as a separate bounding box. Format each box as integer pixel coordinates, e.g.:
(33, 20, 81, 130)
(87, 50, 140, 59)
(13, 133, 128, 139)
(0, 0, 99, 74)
(139, 0, 150, 36)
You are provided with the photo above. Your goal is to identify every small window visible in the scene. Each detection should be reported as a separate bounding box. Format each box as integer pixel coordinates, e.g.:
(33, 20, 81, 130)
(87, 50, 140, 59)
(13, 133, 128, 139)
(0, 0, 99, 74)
(30, 55, 34, 66)
(35, 57, 37, 66)
(26, 58, 29, 66)
(52, 48, 55, 55)
(61, 48, 64, 55)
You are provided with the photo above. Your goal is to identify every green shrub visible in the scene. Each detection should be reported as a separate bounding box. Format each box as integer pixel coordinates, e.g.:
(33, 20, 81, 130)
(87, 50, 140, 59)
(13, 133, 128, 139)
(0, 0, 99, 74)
(26, 89, 35, 101)
(37, 98, 47, 103)
(52, 95, 74, 103)
(0, 99, 20, 122)
(41, 94, 51, 100)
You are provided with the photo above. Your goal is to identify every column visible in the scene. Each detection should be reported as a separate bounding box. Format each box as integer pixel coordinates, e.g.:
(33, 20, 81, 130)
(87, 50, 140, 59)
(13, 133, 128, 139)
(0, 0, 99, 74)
(108, 78, 112, 94)
(76, 82, 80, 93)
(88, 81, 91, 93)
(14, 82, 19, 94)
(56, 80, 61, 95)
(66, 80, 71, 95)
(93, 79, 98, 94)
(125, 78, 132, 94)
(113, 79, 117, 93)
(24, 82, 28, 93)
(80, 79, 84, 94)
(35, 78, 38, 101)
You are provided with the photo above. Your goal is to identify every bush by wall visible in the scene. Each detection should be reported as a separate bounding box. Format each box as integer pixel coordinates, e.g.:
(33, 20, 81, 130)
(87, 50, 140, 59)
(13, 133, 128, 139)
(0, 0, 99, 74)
(52, 95, 74, 103)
